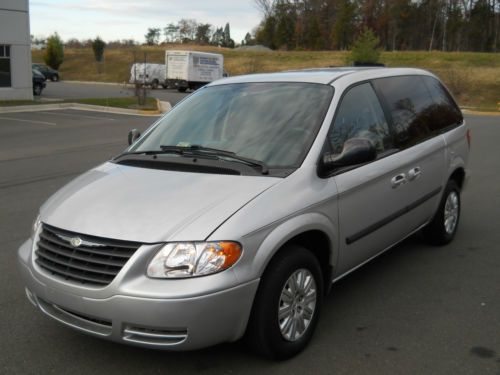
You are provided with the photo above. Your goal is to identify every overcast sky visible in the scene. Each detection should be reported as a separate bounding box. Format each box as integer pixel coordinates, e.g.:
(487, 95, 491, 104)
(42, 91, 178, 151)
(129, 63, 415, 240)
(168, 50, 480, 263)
(30, 0, 262, 44)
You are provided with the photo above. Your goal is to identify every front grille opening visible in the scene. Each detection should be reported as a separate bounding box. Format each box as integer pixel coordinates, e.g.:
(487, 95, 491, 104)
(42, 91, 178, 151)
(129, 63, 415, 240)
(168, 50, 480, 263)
(35, 224, 142, 287)
(56, 305, 112, 327)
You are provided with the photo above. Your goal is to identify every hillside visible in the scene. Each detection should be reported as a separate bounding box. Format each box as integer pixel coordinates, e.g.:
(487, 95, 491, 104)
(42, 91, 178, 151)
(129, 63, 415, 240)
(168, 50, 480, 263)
(32, 45, 500, 111)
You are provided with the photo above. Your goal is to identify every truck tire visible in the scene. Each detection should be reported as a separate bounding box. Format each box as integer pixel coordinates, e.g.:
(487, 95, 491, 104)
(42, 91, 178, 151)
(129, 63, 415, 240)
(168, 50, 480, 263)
(177, 87, 187, 93)
(151, 80, 159, 90)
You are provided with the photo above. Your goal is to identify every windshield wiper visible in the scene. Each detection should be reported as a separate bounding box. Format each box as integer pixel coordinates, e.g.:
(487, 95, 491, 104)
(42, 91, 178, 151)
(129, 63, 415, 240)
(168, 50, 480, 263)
(114, 145, 269, 175)
(160, 145, 269, 175)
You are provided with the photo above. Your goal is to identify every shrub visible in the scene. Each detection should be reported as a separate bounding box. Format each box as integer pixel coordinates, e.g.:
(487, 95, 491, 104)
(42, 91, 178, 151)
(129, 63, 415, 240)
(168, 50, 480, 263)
(43, 33, 64, 70)
(92, 37, 106, 62)
(348, 28, 381, 65)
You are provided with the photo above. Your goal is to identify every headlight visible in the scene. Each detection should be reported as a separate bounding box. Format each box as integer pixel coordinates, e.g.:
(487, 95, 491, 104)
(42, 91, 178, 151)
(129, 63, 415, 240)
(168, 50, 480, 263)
(147, 241, 242, 278)
(31, 215, 41, 240)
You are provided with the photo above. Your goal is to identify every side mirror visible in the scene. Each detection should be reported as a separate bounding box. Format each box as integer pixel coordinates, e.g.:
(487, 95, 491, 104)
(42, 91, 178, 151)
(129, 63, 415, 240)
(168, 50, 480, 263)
(320, 138, 376, 175)
(128, 129, 141, 145)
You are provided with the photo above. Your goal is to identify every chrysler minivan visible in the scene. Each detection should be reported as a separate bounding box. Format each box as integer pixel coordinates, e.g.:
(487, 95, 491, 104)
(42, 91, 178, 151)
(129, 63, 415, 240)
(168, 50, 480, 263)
(18, 68, 469, 359)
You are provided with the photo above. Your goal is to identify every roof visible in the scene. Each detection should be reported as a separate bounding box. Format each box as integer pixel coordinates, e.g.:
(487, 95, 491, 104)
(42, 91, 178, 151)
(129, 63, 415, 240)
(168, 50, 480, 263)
(210, 67, 434, 86)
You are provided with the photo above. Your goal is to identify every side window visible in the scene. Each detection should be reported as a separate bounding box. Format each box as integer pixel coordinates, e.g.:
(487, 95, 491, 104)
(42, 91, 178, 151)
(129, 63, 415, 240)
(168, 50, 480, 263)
(328, 83, 392, 155)
(421, 76, 463, 133)
(373, 76, 435, 149)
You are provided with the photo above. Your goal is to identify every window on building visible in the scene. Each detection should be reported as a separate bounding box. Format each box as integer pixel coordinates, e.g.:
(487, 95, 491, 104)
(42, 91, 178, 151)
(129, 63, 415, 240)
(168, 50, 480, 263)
(0, 45, 12, 87)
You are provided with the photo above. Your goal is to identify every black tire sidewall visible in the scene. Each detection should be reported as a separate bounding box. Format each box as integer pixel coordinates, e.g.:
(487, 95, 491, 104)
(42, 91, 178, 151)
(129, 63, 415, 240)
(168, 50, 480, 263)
(425, 180, 461, 245)
(33, 84, 42, 96)
(248, 245, 323, 360)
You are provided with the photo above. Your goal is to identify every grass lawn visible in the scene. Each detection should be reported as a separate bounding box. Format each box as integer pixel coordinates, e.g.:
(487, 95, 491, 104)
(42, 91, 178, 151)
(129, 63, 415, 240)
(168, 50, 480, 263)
(33, 45, 500, 112)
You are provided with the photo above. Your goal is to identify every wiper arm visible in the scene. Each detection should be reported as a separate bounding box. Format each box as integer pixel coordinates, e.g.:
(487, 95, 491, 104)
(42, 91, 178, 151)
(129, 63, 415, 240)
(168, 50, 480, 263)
(114, 145, 269, 175)
(160, 145, 269, 175)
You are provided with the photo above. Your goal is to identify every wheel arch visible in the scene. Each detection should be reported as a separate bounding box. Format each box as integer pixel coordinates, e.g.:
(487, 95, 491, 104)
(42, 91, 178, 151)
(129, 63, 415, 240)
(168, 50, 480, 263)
(252, 213, 337, 296)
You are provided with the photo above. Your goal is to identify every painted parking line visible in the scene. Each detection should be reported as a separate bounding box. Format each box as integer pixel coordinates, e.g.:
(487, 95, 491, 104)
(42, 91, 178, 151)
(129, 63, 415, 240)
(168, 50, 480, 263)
(37, 110, 116, 121)
(0, 116, 56, 126)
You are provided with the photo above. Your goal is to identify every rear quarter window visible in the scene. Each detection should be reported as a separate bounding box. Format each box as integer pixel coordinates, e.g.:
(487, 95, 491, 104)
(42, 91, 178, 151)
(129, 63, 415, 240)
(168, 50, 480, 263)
(421, 76, 463, 132)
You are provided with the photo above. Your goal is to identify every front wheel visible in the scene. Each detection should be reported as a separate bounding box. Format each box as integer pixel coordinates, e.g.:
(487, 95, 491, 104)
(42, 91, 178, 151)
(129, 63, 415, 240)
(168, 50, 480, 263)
(151, 80, 158, 89)
(246, 245, 323, 360)
(423, 179, 461, 245)
(33, 83, 43, 96)
(51, 74, 59, 82)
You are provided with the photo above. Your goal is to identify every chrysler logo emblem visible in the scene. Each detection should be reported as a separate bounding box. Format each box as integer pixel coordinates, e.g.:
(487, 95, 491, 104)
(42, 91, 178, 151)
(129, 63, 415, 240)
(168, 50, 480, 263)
(70, 237, 82, 247)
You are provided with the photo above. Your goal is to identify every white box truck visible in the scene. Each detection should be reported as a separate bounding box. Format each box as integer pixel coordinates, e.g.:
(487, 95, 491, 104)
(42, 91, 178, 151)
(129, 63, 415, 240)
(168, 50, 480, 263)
(165, 51, 224, 92)
(129, 63, 166, 89)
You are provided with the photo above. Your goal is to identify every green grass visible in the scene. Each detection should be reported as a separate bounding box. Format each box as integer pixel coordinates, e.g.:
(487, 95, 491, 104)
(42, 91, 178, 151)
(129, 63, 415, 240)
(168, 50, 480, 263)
(30, 47, 500, 112)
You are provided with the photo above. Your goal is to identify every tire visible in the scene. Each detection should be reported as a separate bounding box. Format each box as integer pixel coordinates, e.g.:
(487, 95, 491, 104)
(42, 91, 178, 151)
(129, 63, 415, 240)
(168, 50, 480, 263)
(161, 84, 167, 89)
(33, 83, 43, 96)
(151, 80, 158, 90)
(423, 179, 461, 245)
(51, 74, 59, 82)
(246, 245, 323, 360)
(177, 87, 187, 93)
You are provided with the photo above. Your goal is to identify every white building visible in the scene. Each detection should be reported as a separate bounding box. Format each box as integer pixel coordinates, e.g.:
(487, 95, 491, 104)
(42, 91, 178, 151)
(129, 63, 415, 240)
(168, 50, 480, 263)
(0, 0, 32, 100)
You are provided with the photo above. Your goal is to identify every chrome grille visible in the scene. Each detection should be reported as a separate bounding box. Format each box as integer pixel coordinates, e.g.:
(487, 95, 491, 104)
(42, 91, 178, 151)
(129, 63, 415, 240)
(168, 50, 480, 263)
(35, 224, 141, 287)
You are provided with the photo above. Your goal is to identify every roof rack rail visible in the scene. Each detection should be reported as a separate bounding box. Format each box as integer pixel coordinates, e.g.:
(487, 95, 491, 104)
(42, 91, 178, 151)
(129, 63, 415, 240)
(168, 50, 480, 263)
(352, 62, 385, 67)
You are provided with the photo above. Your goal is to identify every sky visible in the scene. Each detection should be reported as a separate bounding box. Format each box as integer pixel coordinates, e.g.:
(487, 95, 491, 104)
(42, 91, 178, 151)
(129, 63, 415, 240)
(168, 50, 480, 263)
(30, 0, 263, 44)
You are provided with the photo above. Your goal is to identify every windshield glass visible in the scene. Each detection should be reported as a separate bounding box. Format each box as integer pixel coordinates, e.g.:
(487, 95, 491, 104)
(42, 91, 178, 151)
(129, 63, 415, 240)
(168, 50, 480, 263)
(131, 82, 334, 168)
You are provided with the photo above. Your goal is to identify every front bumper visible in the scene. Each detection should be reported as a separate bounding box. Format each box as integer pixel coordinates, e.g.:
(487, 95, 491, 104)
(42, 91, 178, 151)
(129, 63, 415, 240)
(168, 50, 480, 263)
(18, 240, 259, 350)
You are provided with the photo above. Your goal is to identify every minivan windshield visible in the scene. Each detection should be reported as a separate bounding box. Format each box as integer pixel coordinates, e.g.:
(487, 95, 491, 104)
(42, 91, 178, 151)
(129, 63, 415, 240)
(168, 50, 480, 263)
(130, 82, 334, 168)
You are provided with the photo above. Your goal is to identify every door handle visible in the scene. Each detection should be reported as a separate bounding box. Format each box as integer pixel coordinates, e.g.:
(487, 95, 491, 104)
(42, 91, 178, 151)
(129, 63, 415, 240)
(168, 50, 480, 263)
(391, 173, 407, 188)
(408, 167, 421, 181)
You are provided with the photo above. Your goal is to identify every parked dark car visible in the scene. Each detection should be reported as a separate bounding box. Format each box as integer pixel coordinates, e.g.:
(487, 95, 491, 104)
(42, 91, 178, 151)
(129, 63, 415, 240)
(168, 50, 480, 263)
(32, 68, 46, 96)
(32, 63, 59, 82)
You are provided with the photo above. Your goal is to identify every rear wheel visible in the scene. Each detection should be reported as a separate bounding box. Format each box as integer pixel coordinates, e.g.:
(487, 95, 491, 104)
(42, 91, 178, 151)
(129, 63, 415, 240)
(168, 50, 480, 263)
(177, 87, 187, 93)
(151, 80, 159, 89)
(246, 245, 323, 360)
(423, 179, 461, 245)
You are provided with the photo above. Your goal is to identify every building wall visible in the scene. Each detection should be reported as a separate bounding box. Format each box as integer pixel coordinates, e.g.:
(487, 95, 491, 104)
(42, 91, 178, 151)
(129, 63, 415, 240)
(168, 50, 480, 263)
(0, 0, 32, 100)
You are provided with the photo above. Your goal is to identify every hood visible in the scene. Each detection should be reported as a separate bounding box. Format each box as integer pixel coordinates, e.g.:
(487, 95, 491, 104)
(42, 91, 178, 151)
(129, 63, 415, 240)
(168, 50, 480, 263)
(41, 162, 280, 243)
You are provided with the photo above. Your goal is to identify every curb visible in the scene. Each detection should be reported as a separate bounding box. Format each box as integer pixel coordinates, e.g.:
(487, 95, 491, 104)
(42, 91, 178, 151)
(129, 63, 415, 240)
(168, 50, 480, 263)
(0, 101, 169, 116)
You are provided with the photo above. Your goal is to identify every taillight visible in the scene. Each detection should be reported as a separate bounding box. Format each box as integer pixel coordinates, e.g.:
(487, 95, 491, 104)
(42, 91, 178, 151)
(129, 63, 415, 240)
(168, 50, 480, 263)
(466, 129, 471, 149)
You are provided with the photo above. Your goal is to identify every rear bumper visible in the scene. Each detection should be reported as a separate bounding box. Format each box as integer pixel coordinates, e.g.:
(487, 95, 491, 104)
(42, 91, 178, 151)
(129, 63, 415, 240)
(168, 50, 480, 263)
(18, 240, 259, 350)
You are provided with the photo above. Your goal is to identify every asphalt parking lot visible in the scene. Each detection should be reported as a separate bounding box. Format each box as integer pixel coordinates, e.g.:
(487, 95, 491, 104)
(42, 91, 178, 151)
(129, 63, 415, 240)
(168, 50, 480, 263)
(0, 110, 499, 374)
(40, 81, 189, 105)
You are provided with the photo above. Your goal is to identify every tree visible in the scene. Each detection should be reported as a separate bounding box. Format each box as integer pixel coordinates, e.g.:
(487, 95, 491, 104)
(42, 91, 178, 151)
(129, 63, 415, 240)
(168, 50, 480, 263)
(43, 33, 64, 69)
(196, 24, 212, 44)
(145, 28, 161, 45)
(349, 27, 381, 64)
(91, 36, 106, 62)
(223, 23, 235, 48)
(164, 23, 179, 43)
(178, 19, 197, 42)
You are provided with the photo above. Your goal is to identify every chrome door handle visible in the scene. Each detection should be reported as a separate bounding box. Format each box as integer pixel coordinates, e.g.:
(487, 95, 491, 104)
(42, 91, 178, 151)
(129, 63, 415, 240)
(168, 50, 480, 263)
(391, 173, 407, 188)
(408, 167, 421, 181)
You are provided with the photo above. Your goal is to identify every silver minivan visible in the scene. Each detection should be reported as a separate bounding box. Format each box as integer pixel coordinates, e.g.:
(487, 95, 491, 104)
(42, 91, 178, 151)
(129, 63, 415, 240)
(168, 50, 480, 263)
(18, 68, 469, 359)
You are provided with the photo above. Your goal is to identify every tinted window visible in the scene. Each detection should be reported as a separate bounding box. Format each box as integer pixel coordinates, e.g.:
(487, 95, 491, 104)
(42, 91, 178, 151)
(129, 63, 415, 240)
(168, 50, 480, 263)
(327, 83, 392, 155)
(132, 83, 334, 168)
(0, 45, 11, 87)
(422, 76, 463, 131)
(373, 76, 438, 148)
